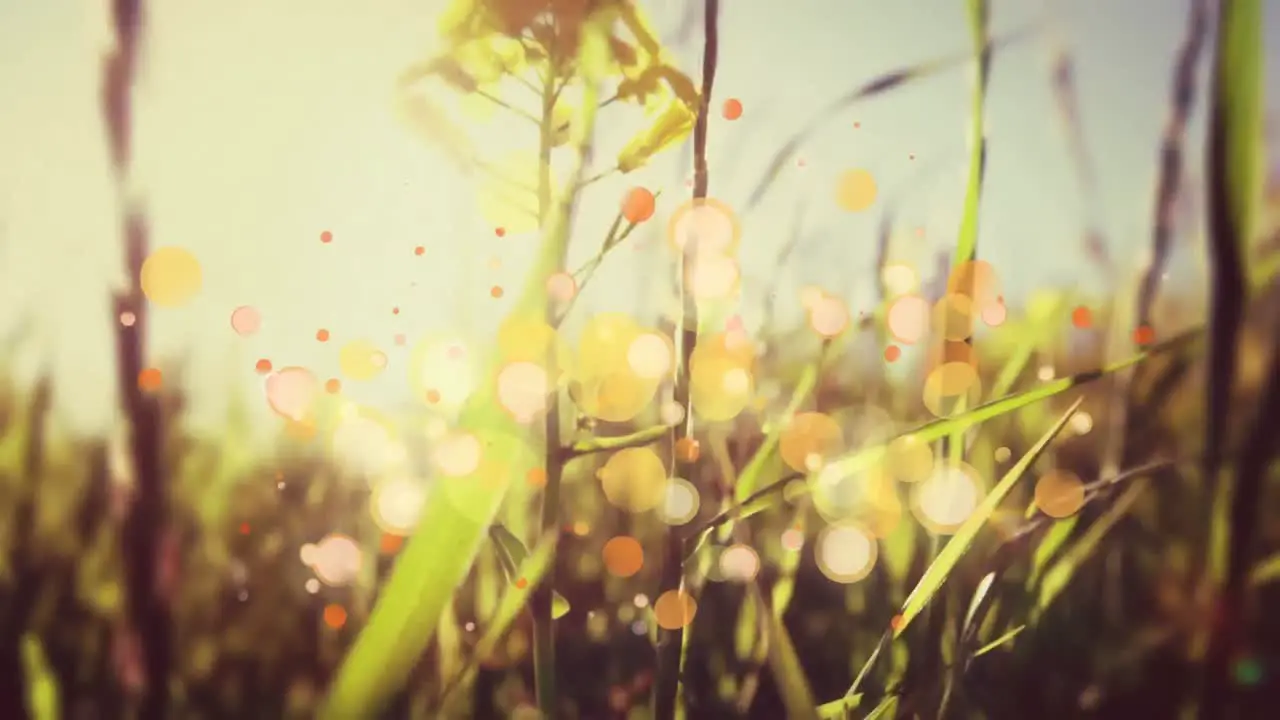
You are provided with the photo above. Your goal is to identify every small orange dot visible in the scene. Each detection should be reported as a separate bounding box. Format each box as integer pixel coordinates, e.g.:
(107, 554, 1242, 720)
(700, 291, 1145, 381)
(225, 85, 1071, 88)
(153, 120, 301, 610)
(854, 121, 861, 129)
(494, 227, 506, 238)
(884, 345, 901, 362)
(323, 604, 347, 629)
(324, 378, 341, 394)
(426, 389, 441, 404)
(320, 231, 333, 244)
(890, 614, 904, 631)
(515, 577, 528, 589)
(414, 246, 425, 256)
(379, 533, 404, 555)
(255, 359, 273, 374)
(722, 98, 743, 120)
(527, 467, 547, 487)
(675, 437, 700, 463)
(621, 187, 656, 224)
(490, 286, 504, 298)
(1133, 325, 1156, 345)
(137, 368, 162, 391)
(1072, 306, 1093, 329)
(392, 307, 400, 315)
(239, 522, 250, 535)
(316, 329, 330, 342)
(393, 333, 406, 346)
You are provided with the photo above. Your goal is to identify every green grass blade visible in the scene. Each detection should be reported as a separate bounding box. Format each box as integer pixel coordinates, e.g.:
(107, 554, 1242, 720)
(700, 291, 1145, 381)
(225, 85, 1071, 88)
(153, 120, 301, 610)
(21, 634, 59, 720)
(489, 524, 571, 618)
(756, 586, 820, 720)
(1251, 552, 1280, 586)
(973, 624, 1025, 657)
(817, 694, 860, 719)
(893, 397, 1081, 637)
(1036, 479, 1147, 618)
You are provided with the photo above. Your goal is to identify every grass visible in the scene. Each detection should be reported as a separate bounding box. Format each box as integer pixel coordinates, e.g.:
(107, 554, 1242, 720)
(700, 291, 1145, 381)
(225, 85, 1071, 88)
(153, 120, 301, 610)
(0, 0, 1278, 718)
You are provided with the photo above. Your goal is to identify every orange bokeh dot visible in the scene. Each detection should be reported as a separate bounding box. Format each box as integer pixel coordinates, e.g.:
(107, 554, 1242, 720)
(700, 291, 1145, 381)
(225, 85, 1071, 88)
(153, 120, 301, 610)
(137, 368, 162, 392)
(323, 604, 347, 628)
(722, 98, 743, 120)
(653, 590, 697, 630)
(392, 307, 400, 315)
(495, 227, 506, 237)
(394, 333, 407, 346)
(1034, 470, 1086, 519)
(1072, 306, 1093, 329)
(515, 577, 528, 589)
(490, 286, 504, 298)
(1133, 325, 1155, 345)
(255, 359, 273, 374)
(675, 437, 700, 463)
(426, 389, 441, 404)
(320, 231, 333, 244)
(622, 187, 656, 224)
(316, 329, 330, 342)
(884, 345, 901, 362)
(527, 467, 547, 487)
(414, 246, 425, 256)
(602, 536, 645, 577)
(780, 412, 843, 473)
(380, 533, 403, 555)
(946, 260, 1001, 309)
(325, 378, 341, 394)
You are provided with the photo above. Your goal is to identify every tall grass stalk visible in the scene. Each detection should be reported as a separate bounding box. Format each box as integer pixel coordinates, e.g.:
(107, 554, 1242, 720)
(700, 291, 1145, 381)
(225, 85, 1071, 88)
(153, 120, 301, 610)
(1100, 0, 1212, 483)
(653, 3, 719, 717)
(1198, 0, 1264, 716)
(100, 1, 172, 718)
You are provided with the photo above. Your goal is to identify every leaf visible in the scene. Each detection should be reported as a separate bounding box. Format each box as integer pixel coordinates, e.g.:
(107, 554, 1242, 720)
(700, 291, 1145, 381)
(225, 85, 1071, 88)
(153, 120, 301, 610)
(686, 328, 1201, 551)
(488, 524, 572, 618)
(817, 694, 861, 719)
(1251, 552, 1280, 586)
(617, 97, 697, 173)
(21, 633, 59, 720)
(321, 16, 617, 715)
(893, 398, 1082, 637)
(758, 587, 820, 720)
(863, 695, 899, 719)
(973, 624, 1025, 657)
(1036, 479, 1147, 617)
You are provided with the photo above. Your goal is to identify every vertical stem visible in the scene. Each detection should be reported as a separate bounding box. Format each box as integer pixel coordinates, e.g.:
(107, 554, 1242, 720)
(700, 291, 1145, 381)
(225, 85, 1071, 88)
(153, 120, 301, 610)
(532, 40, 559, 719)
(654, 2, 718, 718)
(101, 2, 171, 719)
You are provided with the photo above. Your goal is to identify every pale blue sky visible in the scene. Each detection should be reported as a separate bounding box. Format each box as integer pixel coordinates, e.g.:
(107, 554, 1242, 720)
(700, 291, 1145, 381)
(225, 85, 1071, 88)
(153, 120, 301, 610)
(0, 0, 1275, 434)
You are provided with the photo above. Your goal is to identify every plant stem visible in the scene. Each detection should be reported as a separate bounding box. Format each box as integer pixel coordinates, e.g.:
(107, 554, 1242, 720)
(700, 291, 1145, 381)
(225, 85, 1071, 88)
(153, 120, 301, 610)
(531, 43, 559, 720)
(653, 2, 719, 718)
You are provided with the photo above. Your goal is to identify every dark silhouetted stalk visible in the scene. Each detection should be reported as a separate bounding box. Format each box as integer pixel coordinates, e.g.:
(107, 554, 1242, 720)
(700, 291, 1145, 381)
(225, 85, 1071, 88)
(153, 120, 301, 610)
(101, 1, 171, 718)
(653, 2, 718, 718)
(1199, 0, 1263, 716)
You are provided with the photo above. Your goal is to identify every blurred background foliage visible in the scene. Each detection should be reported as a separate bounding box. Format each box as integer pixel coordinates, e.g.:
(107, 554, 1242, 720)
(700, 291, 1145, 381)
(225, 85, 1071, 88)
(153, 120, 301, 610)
(2, 0, 1280, 719)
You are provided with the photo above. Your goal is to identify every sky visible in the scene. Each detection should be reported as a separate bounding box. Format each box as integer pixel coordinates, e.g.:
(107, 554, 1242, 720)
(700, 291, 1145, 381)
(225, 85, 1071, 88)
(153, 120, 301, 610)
(0, 0, 1276, 435)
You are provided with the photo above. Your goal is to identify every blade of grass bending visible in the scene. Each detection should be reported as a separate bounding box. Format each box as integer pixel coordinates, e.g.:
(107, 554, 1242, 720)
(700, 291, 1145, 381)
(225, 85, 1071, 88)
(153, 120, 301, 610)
(437, 533, 560, 708)
(895, 397, 1082, 637)
(755, 585, 820, 720)
(1036, 479, 1147, 619)
(817, 694, 860, 719)
(973, 625, 1025, 658)
(321, 16, 614, 716)
(1251, 553, 1280, 586)
(685, 327, 1200, 554)
(488, 525, 571, 618)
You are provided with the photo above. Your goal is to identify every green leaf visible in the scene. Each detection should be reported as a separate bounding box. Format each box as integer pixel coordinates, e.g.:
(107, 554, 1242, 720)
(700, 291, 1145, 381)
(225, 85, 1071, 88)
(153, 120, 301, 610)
(21, 634, 59, 720)
(817, 694, 861, 719)
(488, 524, 571, 618)
(894, 397, 1082, 637)
(973, 624, 1025, 657)
(758, 587, 820, 720)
